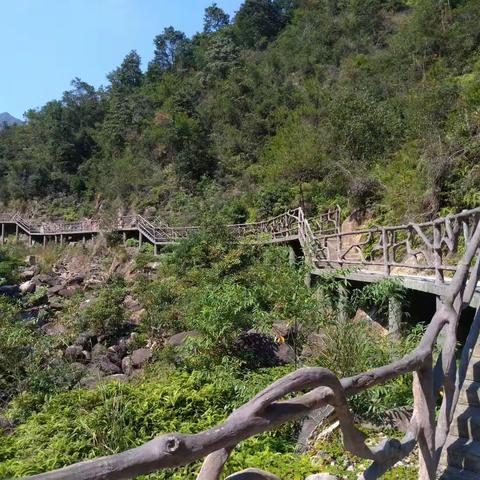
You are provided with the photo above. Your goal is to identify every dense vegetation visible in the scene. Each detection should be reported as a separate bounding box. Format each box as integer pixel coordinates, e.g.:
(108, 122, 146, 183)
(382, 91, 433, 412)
(0, 231, 418, 478)
(1, 1, 476, 477)
(1, 0, 479, 224)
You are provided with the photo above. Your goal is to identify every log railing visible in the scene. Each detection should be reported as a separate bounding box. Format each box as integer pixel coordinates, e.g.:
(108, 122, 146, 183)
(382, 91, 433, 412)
(24, 214, 480, 480)
(313, 208, 480, 281)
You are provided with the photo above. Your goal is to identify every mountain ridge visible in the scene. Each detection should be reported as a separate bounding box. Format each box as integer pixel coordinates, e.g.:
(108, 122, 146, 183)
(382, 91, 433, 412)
(0, 112, 23, 128)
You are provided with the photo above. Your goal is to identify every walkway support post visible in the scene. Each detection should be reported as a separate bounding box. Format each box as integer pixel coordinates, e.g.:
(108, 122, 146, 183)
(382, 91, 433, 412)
(1, 223, 4, 245)
(388, 296, 402, 341)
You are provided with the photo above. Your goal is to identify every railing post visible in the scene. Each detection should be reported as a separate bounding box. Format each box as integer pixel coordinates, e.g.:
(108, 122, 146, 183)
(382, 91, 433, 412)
(433, 223, 444, 286)
(382, 228, 390, 276)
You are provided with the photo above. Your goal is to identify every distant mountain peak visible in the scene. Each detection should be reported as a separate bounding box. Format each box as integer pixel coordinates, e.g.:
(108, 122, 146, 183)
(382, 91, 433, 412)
(0, 112, 23, 129)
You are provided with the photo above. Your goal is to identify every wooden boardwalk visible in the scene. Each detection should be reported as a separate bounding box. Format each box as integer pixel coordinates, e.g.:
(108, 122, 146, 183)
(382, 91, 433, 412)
(2, 206, 480, 284)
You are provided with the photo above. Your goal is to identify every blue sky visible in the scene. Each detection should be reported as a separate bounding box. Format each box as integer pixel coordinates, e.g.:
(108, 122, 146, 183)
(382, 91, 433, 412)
(1, 0, 243, 118)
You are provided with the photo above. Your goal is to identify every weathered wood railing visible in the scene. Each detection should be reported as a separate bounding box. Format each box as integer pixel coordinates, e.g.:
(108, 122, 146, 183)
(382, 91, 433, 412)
(24, 216, 480, 479)
(313, 208, 480, 281)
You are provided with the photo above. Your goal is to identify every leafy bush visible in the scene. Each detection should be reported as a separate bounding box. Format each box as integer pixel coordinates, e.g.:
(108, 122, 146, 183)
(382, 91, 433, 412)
(81, 277, 127, 337)
(135, 279, 183, 337)
(0, 366, 322, 480)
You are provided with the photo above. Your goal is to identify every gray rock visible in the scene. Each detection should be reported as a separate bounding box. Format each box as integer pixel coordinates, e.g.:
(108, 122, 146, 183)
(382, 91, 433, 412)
(19, 269, 36, 281)
(41, 322, 66, 336)
(66, 274, 85, 285)
(74, 331, 96, 350)
(70, 362, 88, 375)
(106, 351, 122, 366)
(79, 368, 104, 389)
(95, 356, 122, 375)
(91, 343, 107, 360)
(226, 469, 281, 480)
(0, 285, 19, 297)
(275, 342, 296, 365)
(121, 356, 133, 375)
(65, 345, 84, 361)
(166, 331, 200, 347)
(57, 286, 80, 298)
(0, 416, 12, 433)
(25, 255, 36, 266)
(131, 348, 153, 367)
(35, 274, 60, 287)
(47, 284, 64, 296)
(22, 279, 36, 296)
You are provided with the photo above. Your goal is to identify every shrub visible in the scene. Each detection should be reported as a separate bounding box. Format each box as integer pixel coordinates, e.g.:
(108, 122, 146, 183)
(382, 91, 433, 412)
(0, 366, 320, 480)
(81, 277, 127, 337)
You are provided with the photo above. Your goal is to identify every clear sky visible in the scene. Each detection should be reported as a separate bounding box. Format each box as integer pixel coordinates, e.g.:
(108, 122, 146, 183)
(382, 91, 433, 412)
(1, 0, 243, 119)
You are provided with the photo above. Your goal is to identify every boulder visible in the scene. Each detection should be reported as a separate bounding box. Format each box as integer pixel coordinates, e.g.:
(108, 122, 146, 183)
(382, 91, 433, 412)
(91, 343, 107, 360)
(65, 345, 84, 362)
(353, 309, 388, 337)
(70, 362, 88, 376)
(301, 332, 327, 359)
(79, 369, 104, 389)
(48, 299, 64, 310)
(19, 280, 36, 294)
(226, 469, 281, 480)
(0, 285, 19, 297)
(35, 274, 60, 287)
(25, 255, 36, 266)
(57, 285, 80, 298)
(131, 348, 153, 367)
(41, 322, 66, 336)
(106, 351, 122, 367)
(0, 416, 12, 433)
(123, 295, 142, 312)
(166, 331, 200, 347)
(121, 356, 133, 375)
(66, 274, 85, 286)
(275, 343, 296, 365)
(235, 331, 279, 368)
(47, 284, 64, 296)
(74, 331, 96, 350)
(95, 355, 122, 375)
(129, 308, 145, 326)
(19, 269, 36, 281)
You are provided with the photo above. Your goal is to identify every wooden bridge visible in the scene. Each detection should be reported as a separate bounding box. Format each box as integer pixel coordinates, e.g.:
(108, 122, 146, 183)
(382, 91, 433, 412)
(2, 205, 479, 302)
(5, 204, 480, 479)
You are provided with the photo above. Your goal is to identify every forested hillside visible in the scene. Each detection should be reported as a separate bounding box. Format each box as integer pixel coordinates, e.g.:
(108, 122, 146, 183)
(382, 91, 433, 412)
(1, 0, 479, 224)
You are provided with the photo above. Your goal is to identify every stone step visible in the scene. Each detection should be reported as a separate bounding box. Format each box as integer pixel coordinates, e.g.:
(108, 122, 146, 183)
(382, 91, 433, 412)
(440, 466, 480, 480)
(466, 355, 480, 382)
(444, 436, 480, 472)
(449, 405, 480, 441)
(459, 381, 480, 407)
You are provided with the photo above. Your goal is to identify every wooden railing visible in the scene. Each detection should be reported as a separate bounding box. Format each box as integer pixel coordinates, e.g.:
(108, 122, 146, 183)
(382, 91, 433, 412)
(3, 206, 480, 286)
(313, 208, 480, 282)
